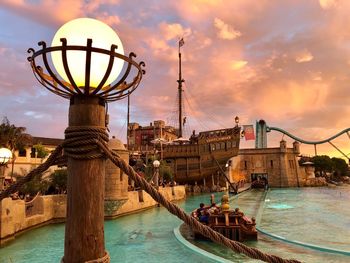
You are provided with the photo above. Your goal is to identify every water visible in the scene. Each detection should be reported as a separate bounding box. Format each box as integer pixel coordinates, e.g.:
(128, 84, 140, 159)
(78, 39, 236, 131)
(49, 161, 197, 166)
(0, 193, 216, 263)
(190, 187, 350, 262)
(1, 187, 350, 263)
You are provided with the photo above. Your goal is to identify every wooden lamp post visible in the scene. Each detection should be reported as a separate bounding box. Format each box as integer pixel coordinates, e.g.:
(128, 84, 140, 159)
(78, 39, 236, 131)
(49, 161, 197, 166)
(27, 18, 145, 262)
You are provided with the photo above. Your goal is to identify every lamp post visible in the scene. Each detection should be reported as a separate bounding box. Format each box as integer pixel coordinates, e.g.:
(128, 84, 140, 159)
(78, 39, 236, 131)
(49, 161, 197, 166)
(234, 116, 239, 127)
(225, 162, 229, 195)
(27, 18, 145, 262)
(153, 160, 160, 189)
(0, 147, 12, 191)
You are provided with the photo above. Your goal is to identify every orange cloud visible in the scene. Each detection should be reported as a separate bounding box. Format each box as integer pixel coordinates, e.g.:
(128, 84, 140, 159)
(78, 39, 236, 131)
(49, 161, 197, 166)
(295, 49, 314, 63)
(319, 0, 338, 9)
(230, 60, 248, 70)
(214, 18, 241, 40)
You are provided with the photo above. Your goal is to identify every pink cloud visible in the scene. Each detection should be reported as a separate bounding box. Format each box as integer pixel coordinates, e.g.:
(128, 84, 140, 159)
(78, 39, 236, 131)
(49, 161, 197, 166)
(1, 0, 350, 159)
(214, 18, 241, 40)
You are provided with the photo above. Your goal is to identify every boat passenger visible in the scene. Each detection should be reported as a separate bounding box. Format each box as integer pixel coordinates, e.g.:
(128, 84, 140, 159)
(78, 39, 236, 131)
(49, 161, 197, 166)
(208, 202, 220, 214)
(196, 203, 209, 223)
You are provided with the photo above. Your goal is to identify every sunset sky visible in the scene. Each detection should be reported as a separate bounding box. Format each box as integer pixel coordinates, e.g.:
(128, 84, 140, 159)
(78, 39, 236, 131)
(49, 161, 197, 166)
(0, 0, 349, 159)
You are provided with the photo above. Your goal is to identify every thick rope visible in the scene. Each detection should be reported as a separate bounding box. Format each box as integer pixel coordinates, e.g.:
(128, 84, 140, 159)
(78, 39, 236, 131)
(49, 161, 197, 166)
(0, 145, 63, 201)
(96, 140, 301, 263)
(63, 126, 109, 160)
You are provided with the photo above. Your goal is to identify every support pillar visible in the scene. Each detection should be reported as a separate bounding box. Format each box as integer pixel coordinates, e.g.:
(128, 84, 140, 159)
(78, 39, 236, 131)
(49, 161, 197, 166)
(64, 96, 108, 262)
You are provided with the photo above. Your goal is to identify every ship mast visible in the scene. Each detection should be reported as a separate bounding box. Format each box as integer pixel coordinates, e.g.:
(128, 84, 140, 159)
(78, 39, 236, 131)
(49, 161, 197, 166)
(177, 38, 185, 138)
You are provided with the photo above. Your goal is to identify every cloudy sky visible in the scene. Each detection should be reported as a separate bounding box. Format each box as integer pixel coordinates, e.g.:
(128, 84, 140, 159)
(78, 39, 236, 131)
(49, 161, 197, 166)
(0, 0, 349, 158)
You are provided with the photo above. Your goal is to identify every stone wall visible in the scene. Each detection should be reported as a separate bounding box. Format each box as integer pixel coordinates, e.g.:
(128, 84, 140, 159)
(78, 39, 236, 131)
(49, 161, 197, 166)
(0, 195, 66, 245)
(113, 186, 185, 218)
(0, 186, 185, 245)
(231, 141, 307, 188)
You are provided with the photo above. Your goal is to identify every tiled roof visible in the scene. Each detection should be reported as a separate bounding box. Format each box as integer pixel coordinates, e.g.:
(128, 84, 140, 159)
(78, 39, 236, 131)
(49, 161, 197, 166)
(32, 136, 63, 146)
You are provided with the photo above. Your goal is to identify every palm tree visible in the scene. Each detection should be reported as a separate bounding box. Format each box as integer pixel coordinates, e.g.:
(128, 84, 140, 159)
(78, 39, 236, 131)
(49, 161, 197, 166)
(0, 117, 33, 178)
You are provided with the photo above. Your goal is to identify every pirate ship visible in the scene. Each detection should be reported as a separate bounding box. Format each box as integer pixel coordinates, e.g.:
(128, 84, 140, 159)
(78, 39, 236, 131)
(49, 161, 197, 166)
(161, 38, 241, 186)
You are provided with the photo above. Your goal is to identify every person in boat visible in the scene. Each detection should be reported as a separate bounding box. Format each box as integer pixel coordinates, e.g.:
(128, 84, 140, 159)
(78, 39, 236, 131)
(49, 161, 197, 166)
(196, 203, 209, 224)
(208, 202, 220, 215)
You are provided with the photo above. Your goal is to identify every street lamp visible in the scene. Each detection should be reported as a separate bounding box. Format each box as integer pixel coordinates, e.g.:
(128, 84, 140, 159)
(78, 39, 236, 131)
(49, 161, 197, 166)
(28, 17, 145, 263)
(153, 160, 160, 189)
(0, 147, 12, 191)
(234, 116, 239, 127)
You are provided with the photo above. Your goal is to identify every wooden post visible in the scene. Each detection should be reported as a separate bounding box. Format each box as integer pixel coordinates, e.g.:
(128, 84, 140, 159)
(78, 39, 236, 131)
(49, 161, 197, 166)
(64, 95, 108, 262)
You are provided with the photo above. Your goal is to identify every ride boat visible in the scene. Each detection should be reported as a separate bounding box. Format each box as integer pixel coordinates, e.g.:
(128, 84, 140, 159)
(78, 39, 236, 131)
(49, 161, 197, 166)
(251, 177, 268, 189)
(190, 195, 257, 242)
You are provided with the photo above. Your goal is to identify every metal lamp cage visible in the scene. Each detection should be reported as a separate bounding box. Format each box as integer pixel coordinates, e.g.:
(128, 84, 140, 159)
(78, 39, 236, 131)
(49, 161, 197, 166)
(27, 38, 145, 101)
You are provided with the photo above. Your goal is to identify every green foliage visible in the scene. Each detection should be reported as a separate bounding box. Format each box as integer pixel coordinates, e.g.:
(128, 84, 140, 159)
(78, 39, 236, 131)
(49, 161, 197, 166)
(14, 169, 49, 196)
(49, 169, 68, 193)
(33, 144, 49, 159)
(311, 155, 349, 177)
(0, 117, 32, 150)
(331, 157, 348, 176)
(137, 156, 173, 182)
(159, 160, 173, 181)
(20, 176, 49, 196)
(311, 155, 333, 175)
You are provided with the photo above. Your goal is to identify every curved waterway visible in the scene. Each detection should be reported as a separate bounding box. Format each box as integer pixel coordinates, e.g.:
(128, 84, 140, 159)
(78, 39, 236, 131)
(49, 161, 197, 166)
(184, 187, 350, 262)
(1, 186, 350, 262)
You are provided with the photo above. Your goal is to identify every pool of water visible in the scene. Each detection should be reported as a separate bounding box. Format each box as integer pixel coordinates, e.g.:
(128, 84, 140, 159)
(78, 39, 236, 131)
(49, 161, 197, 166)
(0, 193, 217, 263)
(1, 187, 350, 263)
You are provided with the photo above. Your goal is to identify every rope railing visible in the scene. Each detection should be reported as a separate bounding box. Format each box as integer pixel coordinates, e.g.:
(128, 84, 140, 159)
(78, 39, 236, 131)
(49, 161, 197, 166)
(0, 128, 302, 263)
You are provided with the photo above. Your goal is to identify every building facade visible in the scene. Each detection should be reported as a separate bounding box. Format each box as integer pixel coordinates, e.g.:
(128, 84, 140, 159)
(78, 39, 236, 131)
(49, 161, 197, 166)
(3, 137, 63, 180)
(229, 140, 307, 187)
(127, 120, 178, 153)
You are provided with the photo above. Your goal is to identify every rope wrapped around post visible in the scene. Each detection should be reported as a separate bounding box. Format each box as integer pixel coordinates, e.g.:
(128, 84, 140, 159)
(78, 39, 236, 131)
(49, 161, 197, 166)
(63, 126, 109, 159)
(95, 140, 301, 263)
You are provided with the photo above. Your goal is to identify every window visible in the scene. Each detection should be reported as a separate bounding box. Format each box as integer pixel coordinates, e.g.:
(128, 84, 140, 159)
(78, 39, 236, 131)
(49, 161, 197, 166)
(18, 149, 26, 157)
(227, 141, 232, 149)
(30, 148, 36, 158)
(220, 142, 225, 150)
(270, 160, 273, 168)
(244, 161, 247, 170)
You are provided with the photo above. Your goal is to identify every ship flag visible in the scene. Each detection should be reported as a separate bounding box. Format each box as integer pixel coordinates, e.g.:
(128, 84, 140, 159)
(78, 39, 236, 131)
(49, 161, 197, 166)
(243, 125, 255, 140)
(179, 38, 185, 47)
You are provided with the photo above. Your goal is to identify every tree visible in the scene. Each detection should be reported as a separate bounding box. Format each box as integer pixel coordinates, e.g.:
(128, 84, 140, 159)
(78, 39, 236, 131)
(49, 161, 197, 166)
(33, 143, 50, 160)
(311, 155, 333, 176)
(331, 157, 348, 177)
(49, 169, 68, 194)
(0, 117, 32, 178)
(13, 168, 48, 197)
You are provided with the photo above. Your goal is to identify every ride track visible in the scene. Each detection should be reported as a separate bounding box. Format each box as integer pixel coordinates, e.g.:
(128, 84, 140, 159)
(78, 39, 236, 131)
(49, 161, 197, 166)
(266, 126, 350, 160)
